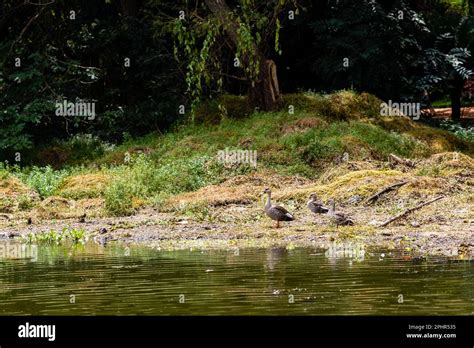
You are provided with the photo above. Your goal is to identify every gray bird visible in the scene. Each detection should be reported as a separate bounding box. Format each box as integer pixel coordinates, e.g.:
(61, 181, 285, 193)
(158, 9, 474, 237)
(327, 198, 354, 228)
(263, 188, 294, 228)
(307, 193, 329, 215)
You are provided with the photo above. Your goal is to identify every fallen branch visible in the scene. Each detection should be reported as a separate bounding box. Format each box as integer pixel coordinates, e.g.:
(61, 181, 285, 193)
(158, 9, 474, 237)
(365, 181, 408, 205)
(389, 154, 416, 168)
(378, 195, 445, 228)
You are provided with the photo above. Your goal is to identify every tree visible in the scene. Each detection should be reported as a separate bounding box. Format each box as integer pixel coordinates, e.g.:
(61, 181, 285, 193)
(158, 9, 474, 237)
(172, 0, 295, 112)
(0, 0, 182, 159)
(419, 19, 474, 121)
(309, 0, 430, 101)
(463, 0, 474, 15)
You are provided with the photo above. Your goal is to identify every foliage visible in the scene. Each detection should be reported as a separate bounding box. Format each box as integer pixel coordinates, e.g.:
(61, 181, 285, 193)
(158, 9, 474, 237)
(170, 0, 294, 113)
(439, 120, 474, 140)
(15, 166, 77, 198)
(104, 154, 220, 215)
(0, 0, 182, 158)
(23, 227, 88, 245)
(418, 19, 474, 92)
(309, 0, 431, 100)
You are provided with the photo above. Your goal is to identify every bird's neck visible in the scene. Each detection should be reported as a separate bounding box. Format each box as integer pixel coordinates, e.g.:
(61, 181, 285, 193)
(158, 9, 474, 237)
(329, 202, 335, 214)
(265, 193, 272, 208)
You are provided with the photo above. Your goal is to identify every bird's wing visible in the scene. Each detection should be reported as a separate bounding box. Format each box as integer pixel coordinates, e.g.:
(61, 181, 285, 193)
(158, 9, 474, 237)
(336, 212, 353, 221)
(309, 201, 328, 213)
(274, 205, 294, 219)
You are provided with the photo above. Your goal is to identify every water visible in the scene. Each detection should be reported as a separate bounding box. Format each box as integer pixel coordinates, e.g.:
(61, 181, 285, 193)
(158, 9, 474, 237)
(0, 241, 472, 315)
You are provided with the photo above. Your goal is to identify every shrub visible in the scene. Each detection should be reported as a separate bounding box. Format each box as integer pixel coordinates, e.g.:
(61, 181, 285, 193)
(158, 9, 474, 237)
(15, 166, 77, 198)
(104, 154, 220, 215)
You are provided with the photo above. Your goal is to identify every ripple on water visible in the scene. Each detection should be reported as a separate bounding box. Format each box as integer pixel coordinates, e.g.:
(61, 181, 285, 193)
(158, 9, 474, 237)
(0, 241, 472, 315)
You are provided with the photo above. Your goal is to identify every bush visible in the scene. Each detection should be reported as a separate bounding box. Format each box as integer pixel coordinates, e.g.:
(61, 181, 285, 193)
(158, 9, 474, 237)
(15, 166, 77, 198)
(104, 154, 220, 215)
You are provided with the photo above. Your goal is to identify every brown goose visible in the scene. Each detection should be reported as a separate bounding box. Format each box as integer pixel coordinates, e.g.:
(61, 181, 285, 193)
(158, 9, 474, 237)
(263, 188, 294, 228)
(327, 198, 354, 228)
(307, 193, 329, 215)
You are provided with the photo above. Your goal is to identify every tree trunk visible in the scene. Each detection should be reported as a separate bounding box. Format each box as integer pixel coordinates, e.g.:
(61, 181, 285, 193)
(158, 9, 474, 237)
(204, 0, 281, 111)
(248, 59, 281, 111)
(450, 79, 464, 122)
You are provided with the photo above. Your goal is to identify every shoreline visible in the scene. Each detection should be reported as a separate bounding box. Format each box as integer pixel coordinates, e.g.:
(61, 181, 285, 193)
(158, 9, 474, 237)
(1, 207, 472, 258)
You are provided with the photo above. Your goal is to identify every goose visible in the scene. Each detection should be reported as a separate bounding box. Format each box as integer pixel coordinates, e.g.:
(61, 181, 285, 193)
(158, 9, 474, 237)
(307, 193, 329, 215)
(263, 188, 294, 228)
(327, 198, 354, 228)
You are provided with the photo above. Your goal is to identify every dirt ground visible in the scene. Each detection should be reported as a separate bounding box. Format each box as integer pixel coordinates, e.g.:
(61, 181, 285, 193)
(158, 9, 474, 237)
(431, 107, 474, 119)
(1, 153, 472, 257)
(0, 196, 472, 258)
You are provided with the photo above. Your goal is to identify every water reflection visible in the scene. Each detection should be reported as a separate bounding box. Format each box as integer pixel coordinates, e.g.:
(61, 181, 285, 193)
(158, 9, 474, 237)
(0, 240, 472, 315)
(0, 242, 38, 261)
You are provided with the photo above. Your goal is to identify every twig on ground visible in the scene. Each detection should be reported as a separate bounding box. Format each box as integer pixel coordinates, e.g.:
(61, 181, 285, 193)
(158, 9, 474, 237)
(389, 154, 416, 168)
(378, 195, 445, 228)
(365, 181, 408, 205)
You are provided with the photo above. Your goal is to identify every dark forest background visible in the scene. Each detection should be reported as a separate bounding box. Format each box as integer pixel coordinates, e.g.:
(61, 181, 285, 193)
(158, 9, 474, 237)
(1, 0, 473, 160)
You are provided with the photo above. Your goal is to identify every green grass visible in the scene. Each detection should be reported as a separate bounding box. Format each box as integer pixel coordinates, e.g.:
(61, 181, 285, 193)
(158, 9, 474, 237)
(15, 166, 80, 199)
(3, 91, 473, 216)
(431, 98, 473, 108)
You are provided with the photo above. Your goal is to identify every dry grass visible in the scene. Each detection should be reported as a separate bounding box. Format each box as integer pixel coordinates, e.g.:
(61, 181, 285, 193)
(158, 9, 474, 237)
(417, 152, 474, 176)
(277, 169, 406, 203)
(0, 176, 39, 213)
(56, 173, 111, 199)
(31, 196, 107, 220)
(164, 172, 310, 211)
(374, 117, 473, 154)
(34, 196, 77, 219)
(164, 152, 473, 215)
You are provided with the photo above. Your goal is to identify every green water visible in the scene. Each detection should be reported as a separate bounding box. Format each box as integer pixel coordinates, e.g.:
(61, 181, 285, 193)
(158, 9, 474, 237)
(0, 240, 472, 315)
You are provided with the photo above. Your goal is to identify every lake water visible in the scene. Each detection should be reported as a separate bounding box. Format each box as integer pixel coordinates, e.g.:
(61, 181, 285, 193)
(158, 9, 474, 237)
(0, 240, 472, 315)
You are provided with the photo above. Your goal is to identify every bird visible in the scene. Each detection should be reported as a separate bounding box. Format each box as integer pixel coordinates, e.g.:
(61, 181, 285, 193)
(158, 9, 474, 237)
(327, 198, 354, 228)
(78, 213, 86, 223)
(307, 193, 329, 216)
(263, 188, 294, 228)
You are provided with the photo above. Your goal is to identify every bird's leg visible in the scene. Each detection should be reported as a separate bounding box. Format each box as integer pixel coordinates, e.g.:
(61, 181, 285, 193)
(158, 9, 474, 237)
(276, 220, 280, 228)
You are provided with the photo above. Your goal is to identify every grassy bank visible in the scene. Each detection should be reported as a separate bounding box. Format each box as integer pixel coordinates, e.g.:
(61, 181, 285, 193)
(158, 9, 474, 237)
(1, 91, 473, 221)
